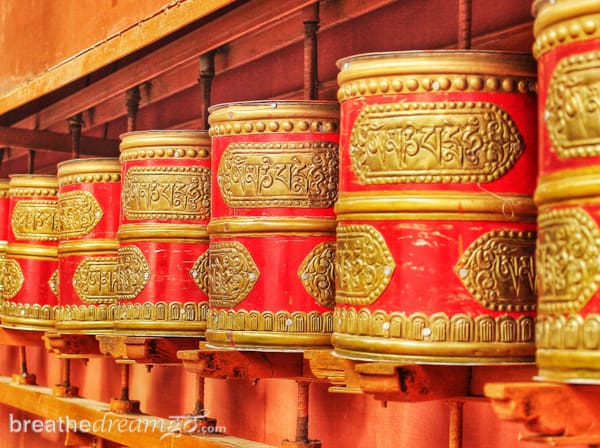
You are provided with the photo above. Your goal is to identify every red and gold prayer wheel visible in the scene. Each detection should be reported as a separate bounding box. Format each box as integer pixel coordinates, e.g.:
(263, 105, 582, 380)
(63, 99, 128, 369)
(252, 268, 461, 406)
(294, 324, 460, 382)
(1, 175, 59, 330)
(207, 100, 339, 350)
(0, 179, 9, 301)
(333, 51, 538, 364)
(56, 158, 121, 333)
(116, 130, 211, 336)
(533, 0, 600, 381)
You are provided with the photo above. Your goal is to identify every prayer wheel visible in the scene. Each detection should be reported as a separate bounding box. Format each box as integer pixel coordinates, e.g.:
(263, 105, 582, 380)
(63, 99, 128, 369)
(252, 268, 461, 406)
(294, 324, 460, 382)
(115, 130, 211, 336)
(333, 51, 538, 364)
(533, 0, 600, 381)
(56, 158, 121, 333)
(0, 179, 9, 302)
(207, 100, 339, 350)
(1, 175, 59, 330)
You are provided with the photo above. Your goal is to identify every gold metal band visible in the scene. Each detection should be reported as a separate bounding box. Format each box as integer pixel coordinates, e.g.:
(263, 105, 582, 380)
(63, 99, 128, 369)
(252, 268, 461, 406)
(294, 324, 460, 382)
(536, 167, 600, 204)
(7, 243, 58, 259)
(117, 223, 209, 242)
(57, 158, 121, 187)
(207, 217, 336, 235)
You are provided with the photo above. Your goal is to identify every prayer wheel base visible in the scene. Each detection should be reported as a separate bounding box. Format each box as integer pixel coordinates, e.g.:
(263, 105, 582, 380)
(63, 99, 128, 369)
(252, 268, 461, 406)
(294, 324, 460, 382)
(206, 329, 332, 352)
(110, 398, 141, 414)
(332, 333, 534, 365)
(52, 385, 79, 398)
(55, 320, 114, 334)
(11, 373, 36, 385)
(537, 350, 600, 384)
(1, 317, 56, 332)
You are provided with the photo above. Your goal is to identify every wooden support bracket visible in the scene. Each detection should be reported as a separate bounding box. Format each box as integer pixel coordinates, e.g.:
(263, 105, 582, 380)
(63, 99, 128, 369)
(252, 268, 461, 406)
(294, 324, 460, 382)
(178, 342, 305, 380)
(96, 335, 200, 364)
(485, 381, 600, 445)
(0, 327, 44, 347)
(44, 332, 101, 358)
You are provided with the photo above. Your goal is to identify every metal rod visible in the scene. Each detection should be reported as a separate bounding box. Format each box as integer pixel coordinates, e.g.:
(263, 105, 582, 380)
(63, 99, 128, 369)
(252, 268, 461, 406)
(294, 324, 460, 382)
(27, 150, 35, 175)
(194, 375, 206, 415)
(449, 400, 464, 448)
(303, 3, 320, 100)
(119, 364, 130, 401)
(68, 113, 83, 159)
(19, 346, 28, 376)
(295, 381, 310, 442)
(457, 0, 472, 50)
(61, 358, 71, 388)
(199, 51, 216, 130)
(125, 86, 141, 133)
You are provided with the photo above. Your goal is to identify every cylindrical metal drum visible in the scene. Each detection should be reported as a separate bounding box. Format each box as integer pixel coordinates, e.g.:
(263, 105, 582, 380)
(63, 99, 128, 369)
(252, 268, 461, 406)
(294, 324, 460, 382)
(333, 51, 538, 364)
(1, 175, 59, 330)
(207, 100, 339, 350)
(56, 158, 121, 333)
(116, 130, 211, 336)
(533, 0, 600, 381)
(0, 179, 10, 302)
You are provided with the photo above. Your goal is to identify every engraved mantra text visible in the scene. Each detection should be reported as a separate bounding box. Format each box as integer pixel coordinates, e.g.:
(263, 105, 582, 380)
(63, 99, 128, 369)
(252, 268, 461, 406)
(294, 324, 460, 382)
(58, 190, 102, 238)
(73, 257, 118, 304)
(11, 200, 58, 240)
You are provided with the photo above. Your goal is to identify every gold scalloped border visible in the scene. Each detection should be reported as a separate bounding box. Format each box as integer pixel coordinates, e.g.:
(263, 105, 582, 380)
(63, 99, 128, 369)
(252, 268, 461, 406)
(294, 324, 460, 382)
(207, 308, 333, 333)
(115, 301, 209, 323)
(56, 303, 119, 323)
(536, 313, 600, 350)
(333, 308, 534, 343)
(337, 74, 536, 102)
(1, 301, 58, 322)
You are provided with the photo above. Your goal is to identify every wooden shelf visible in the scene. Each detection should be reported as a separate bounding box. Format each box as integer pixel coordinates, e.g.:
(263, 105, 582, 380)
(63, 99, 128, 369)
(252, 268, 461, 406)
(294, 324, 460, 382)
(96, 335, 201, 364)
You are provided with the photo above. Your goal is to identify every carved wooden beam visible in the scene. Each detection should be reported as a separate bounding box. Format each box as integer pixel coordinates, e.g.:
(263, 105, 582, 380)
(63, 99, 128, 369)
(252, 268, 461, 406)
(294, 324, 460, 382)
(96, 335, 200, 364)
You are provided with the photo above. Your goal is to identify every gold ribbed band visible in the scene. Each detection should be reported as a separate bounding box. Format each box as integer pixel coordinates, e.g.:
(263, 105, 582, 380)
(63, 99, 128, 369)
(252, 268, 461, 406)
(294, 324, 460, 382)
(57, 158, 121, 187)
(536, 167, 600, 205)
(335, 191, 536, 222)
(1, 302, 58, 331)
(118, 223, 208, 242)
(207, 217, 336, 236)
(7, 243, 57, 260)
(8, 174, 58, 197)
(58, 239, 119, 255)
(119, 129, 210, 161)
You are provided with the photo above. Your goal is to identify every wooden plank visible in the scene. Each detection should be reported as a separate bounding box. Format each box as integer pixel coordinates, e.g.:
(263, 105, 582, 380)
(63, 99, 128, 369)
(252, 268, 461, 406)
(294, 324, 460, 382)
(4, 0, 318, 128)
(0, 126, 119, 156)
(0, 0, 236, 119)
(0, 376, 277, 448)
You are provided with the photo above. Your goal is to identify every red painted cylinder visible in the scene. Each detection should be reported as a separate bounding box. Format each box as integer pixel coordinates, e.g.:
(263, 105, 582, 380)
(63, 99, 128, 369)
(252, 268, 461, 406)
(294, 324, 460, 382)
(207, 101, 339, 350)
(56, 158, 121, 333)
(1, 175, 59, 331)
(333, 51, 538, 364)
(533, 0, 600, 381)
(116, 130, 211, 336)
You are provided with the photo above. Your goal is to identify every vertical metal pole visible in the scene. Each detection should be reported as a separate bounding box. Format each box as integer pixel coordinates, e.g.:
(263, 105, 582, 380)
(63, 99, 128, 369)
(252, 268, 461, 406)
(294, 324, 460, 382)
(120, 363, 130, 401)
(199, 52, 216, 130)
(61, 358, 71, 388)
(296, 381, 310, 442)
(68, 113, 84, 159)
(303, 3, 320, 100)
(27, 150, 35, 175)
(457, 0, 472, 50)
(125, 86, 141, 133)
(449, 400, 464, 448)
(194, 375, 206, 415)
(19, 346, 28, 377)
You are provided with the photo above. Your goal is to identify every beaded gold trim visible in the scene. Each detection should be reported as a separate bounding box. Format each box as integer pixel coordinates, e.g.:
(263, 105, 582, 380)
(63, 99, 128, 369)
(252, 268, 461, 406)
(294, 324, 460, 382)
(209, 119, 339, 136)
(335, 224, 395, 306)
(11, 200, 58, 241)
(120, 147, 210, 161)
(116, 301, 209, 323)
(298, 242, 336, 308)
(218, 142, 338, 208)
(190, 250, 209, 295)
(207, 308, 333, 333)
(48, 268, 59, 297)
(534, 9, 600, 58)
(1, 259, 24, 299)
(333, 308, 534, 343)
(455, 230, 537, 312)
(58, 190, 103, 238)
(116, 245, 150, 301)
(349, 102, 524, 184)
(537, 207, 600, 314)
(58, 173, 121, 187)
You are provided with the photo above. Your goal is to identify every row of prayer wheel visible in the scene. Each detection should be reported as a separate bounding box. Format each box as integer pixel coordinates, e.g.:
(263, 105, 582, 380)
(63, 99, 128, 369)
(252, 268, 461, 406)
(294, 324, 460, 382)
(0, 0, 597, 381)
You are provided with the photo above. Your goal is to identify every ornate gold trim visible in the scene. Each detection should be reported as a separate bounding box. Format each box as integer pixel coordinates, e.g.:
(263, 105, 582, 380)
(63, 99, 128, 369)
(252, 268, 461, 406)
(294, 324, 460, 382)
(337, 51, 536, 101)
(8, 174, 58, 196)
(58, 190, 103, 238)
(116, 245, 150, 300)
(208, 241, 259, 307)
(349, 102, 524, 184)
(57, 303, 119, 323)
(546, 51, 600, 158)
(217, 142, 338, 208)
(335, 224, 395, 306)
(58, 239, 119, 255)
(190, 250, 209, 295)
(1, 259, 24, 299)
(73, 256, 118, 304)
(335, 191, 537, 218)
(208, 101, 339, 136)
(455, 230, 537, 312)
(534, 3, 600, 58)
(537, 207, 600, 313)
(122, 165, 210, 221)
(119, 130, 210, 161)
(117, 223, 208, 242)
(114, 301, 209, 335)
(57, 158, 121, 187)
(207, 308, 333, 333)
(334, 308, 534, 343)
(11, 200, 58, 241)
(536, 313, 600, 350)
(48, 268, 59, 297)
(7, 244, 58, 260)
(298, 242, 336, 308)
(207, 217, 336, 236)
(536, 167, 600, 205)
(1, 301, 58, 330)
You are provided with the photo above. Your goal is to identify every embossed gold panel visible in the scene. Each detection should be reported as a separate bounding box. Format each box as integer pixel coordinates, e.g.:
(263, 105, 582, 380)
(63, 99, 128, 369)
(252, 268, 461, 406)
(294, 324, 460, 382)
(537, 207, 600, 313)
(190, 250, 209, 295)
(117, 245, 150, 300)
(335, 224, 395, 306)
(298, 242, 336, 308)
(73, 256, 118, 304)
(349, 102, 524, 184)
(2, 259, 24, 299)
(11, 200, 58, 241)
(122, 166, 210, 220)
(455, 230, 537, 312)
(546, 51, 600, 159)
(218, 142, 338, 208)
(208, 241, 259, 308)
(58, 190, 103, 238)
